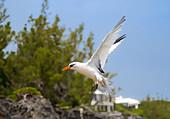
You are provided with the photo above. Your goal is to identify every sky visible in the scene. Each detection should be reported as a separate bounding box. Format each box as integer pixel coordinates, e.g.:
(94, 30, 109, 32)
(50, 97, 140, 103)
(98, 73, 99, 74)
(4, 0, 170, 101)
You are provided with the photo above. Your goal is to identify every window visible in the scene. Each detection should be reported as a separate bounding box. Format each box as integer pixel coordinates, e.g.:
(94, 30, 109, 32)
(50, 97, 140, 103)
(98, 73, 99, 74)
(98, 105, 102, 110)
(97, 105, 99, 110)
(93, 95, 96, 101)
(98, 95, 102, 101)
(105, 106, 107, 111)
(96, 95, 100, 101)
(109, 96, 112, 102)
(101, 105, 103, 110)
(110, 106, 113, 111)
(122, 103, 128, 107)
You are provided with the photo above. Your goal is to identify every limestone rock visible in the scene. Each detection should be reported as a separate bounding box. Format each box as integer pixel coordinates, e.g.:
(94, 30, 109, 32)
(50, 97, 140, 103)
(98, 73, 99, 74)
(0, 95, 59, 119)
(0, 95, 143, 119)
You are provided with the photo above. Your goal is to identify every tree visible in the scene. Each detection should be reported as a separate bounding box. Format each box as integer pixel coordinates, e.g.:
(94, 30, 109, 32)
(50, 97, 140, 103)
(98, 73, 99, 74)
(0, 0, 15, 95)
(140, 95, 170, 119)
(3, 3, 95, 105)
(1, 0, 119, 107)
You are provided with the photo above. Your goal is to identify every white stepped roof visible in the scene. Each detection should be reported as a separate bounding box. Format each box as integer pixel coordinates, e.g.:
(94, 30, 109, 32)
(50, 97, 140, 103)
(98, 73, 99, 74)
(115, 96, 140, 105)
(94, 89, 105, 95)
(93, 90, 140, 105)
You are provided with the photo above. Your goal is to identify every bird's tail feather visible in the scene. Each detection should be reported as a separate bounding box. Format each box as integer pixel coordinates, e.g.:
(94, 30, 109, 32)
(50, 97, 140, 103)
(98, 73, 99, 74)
(98, 78, 114, 97)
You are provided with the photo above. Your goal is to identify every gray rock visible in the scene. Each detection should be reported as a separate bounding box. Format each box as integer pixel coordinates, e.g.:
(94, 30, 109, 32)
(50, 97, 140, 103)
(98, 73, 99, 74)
(56, 106, 144, 119)
(0, 95, 59, 119)
(0, 95, 143, 119)
(0, 96, 12, 119)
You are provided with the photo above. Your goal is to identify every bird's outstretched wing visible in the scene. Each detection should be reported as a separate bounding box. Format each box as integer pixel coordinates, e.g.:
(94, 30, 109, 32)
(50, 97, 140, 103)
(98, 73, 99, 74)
(88, 16, 126, 73)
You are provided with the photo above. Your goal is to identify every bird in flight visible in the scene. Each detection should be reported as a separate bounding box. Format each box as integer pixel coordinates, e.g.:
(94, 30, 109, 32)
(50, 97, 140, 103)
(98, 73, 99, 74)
(63, 16, 126, 97)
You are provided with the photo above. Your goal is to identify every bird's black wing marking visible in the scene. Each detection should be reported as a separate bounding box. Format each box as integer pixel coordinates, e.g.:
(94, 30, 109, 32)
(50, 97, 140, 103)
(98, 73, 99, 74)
(96, 35, 126, 74)
(113, 34, 126, 44)
(97, 60, 105, 73)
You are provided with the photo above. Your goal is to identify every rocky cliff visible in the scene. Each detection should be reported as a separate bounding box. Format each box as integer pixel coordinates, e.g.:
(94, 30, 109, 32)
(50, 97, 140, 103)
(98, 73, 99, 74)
(0, 95, 143, 119)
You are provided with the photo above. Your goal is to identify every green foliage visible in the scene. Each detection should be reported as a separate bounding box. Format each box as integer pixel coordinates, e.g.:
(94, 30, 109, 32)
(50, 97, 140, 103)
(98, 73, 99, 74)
(8, 87, 41, 100)
(0, 0, 15, 95)
(58, 101, 72, 109)
(116, 95, 170, 119)
(11, 13, 95, 105)
(140, 95, 170, 119)
(0, 0, 118, 108)
(115, 104, 145, 117)
(0, 0, 95, 106)
(97, 110, 107, 112)
(0, 0, 9, 23)
(13, 87, 41, 95)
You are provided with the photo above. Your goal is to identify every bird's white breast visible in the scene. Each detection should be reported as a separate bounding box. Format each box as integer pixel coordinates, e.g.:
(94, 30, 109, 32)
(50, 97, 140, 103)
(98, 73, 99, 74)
(73, 63, 97, 81)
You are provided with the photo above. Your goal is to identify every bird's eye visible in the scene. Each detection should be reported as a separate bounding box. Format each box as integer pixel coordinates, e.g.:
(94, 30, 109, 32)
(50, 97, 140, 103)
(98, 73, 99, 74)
(70, 64, 74, 67)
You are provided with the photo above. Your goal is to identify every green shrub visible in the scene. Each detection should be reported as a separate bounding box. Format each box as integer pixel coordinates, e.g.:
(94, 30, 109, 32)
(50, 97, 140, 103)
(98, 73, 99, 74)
(115, 104, 145, 118)
(8, 87, 41, 100)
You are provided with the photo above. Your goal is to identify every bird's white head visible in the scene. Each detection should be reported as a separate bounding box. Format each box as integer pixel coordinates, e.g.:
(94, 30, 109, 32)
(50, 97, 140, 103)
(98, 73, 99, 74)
(62, 62, 77, 71)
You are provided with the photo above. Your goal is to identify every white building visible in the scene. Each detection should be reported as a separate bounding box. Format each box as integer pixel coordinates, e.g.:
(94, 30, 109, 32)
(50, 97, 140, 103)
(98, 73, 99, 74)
(91, 90, 140, 112)
(115, 96, 140, 109)
(91, 89, 114, 112)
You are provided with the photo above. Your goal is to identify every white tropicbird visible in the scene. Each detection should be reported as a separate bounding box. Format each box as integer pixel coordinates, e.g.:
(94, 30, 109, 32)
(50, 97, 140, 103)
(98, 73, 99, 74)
(63, 16, 126, 97)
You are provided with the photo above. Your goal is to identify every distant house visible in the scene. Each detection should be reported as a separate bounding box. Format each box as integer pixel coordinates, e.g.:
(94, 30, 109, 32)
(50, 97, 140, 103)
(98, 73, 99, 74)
(115, 96, 140, 109)
(91, 90, 140, 112)
(91, 89, 114, 112)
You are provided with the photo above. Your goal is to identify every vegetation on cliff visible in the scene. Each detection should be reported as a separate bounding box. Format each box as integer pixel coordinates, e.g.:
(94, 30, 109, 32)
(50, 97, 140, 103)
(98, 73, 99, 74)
(0, 0, 115, 107)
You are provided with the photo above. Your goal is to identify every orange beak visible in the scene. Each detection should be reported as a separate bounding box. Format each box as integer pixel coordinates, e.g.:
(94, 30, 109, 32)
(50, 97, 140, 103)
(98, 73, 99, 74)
(62, 66, 71, 71)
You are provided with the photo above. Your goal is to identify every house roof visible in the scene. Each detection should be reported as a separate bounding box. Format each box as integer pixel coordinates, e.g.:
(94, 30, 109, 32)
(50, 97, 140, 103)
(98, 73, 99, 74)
(94, 89, 105, 95)
(115, 96, 140, 105)
(93, 90, 140, 105)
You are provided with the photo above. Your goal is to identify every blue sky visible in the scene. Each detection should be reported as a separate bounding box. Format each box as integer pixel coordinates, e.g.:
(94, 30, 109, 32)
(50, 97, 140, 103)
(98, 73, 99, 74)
(4, 0, 170, 101)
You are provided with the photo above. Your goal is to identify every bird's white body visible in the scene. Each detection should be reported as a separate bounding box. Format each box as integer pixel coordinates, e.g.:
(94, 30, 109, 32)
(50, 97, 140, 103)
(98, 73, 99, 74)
(73, 63, 96, 80)
(73, 62, 101, 82)
(63, 16, 126, 97)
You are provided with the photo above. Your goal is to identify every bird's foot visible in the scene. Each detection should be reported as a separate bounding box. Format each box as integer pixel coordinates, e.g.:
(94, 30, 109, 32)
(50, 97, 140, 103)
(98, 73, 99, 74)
(91, 84, 98, 91)
(91, 85, 95, 91)
(96, 84, 98, 89)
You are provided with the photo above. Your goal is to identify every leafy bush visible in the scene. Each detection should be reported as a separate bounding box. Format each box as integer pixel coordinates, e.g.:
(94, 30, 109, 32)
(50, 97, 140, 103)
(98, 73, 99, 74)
(115, 104, 145, 117)
(8, 87, 41, 100)
(140, 99, 170, 119)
